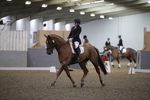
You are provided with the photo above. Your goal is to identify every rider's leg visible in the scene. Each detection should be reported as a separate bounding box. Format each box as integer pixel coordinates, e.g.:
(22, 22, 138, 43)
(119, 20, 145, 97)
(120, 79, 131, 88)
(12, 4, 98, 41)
(73, 41, 80, 61)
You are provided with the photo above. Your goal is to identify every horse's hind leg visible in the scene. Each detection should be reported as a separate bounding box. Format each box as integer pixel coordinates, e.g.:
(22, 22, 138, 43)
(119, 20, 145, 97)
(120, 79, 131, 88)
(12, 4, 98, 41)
(116, 58, 121, 68)
(110, 56, 114, 67)
(51, 66, 63, 86)
(63, 66, 77, 87)
(90, 59, 105, 86)
(79, 61, 89, 87)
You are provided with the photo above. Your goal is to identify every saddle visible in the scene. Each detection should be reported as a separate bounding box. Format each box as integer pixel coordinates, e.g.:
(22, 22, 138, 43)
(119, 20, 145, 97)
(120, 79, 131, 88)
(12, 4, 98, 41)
(69, 40, 84, 54)
(119, 47, 126, 53)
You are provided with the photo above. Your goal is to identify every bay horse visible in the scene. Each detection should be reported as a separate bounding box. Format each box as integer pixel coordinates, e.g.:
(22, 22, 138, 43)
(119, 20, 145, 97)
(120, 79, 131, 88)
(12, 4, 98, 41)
(104, 45, 137, 68)
(44, 34, 107, 87)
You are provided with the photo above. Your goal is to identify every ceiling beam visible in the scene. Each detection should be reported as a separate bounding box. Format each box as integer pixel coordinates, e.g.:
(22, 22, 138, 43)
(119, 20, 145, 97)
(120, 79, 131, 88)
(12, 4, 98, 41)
(83, 5, 119, 12)
(95, 7, 128, 14)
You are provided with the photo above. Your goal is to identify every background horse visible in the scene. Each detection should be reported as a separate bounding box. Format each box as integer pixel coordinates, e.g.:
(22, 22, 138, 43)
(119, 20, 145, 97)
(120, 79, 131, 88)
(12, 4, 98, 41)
(104, 45, 137, 68)
(45, 34, 107, 87)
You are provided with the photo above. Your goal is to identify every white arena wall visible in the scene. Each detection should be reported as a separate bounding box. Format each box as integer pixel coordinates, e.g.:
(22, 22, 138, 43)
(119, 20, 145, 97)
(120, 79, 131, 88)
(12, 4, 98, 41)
(1, 12, 150, 52)
(81, 12, 150, 52)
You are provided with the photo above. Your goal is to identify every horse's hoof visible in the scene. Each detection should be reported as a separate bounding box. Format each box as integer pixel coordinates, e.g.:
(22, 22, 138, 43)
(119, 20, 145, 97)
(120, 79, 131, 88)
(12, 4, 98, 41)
(51, 83, 55, 87)
(69, 69, 74, 71)
(127, 65, 129, 68)
(73, 84, 77, 88)
(81, 83, 84, 87)
(102, 83, 105, 87)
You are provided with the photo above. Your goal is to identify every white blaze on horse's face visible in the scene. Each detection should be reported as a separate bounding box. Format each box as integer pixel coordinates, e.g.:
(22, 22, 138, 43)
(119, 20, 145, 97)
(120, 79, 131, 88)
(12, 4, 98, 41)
(52, 40, 55, 43)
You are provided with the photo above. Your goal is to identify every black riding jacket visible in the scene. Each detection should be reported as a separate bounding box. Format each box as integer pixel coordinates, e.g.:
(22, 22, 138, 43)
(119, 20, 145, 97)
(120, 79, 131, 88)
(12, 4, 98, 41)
(68, 25, 81, 44)
(105, 41, 111, 46)
(118, 39, 123, 46)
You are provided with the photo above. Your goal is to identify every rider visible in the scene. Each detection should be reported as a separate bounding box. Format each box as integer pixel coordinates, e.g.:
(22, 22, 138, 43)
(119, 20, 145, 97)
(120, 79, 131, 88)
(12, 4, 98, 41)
(104, 38, 111, 61)
(105, 38, 111, 47)
(68, 19, 82, 61)
(117, 35, 123, 53)
(83, 35, 89, 44)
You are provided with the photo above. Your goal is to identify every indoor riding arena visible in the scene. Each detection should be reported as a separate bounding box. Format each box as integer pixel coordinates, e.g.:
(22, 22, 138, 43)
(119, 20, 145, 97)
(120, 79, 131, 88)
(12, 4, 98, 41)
(0, 0, 150, 100)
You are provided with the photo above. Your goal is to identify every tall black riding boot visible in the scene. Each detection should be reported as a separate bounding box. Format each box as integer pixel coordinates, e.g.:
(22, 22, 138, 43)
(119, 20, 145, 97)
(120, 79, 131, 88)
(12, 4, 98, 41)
(75, 47, 80, 62)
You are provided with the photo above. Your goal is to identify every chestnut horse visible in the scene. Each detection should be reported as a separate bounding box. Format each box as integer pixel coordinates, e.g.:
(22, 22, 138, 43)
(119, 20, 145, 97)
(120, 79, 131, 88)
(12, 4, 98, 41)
(104, 45, 137, 68)
(45, 34, 107, 87)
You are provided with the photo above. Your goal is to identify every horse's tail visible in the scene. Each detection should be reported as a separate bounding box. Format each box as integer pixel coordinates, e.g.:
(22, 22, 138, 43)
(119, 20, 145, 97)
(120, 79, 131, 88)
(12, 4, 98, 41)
(94, 47, 108, 75)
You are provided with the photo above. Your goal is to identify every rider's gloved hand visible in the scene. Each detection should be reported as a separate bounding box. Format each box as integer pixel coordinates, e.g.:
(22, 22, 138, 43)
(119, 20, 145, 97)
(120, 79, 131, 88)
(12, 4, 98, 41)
(68, 38, 73, 41)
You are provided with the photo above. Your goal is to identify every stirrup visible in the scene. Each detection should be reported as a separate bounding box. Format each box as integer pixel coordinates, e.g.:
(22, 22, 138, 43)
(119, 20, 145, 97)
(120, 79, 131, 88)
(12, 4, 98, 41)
(77, 57, 80, 61)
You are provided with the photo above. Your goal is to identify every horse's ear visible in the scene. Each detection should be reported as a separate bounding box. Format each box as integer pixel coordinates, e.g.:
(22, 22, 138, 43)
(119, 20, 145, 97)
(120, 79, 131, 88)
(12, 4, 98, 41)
(44, 34, 48, 38)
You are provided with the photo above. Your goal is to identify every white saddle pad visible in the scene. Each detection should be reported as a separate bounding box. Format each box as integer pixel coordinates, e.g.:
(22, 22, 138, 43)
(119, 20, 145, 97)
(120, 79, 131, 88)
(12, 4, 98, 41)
(69, 41, 84, 54)
(122, 48, 127, 53)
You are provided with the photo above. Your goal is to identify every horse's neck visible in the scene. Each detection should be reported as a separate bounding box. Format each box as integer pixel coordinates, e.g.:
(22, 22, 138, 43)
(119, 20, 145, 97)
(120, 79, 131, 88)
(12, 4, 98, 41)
(51, 35, 66, 51)
(108, 46, 116, 51)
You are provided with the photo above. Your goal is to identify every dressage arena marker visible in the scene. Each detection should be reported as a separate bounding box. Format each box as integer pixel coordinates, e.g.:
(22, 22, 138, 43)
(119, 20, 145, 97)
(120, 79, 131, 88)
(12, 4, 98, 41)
(49, 66, 57, 73)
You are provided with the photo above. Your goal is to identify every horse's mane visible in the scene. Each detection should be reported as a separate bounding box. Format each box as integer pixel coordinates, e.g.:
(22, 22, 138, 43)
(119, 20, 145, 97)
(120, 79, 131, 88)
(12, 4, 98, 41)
(50, 34, 67, 44)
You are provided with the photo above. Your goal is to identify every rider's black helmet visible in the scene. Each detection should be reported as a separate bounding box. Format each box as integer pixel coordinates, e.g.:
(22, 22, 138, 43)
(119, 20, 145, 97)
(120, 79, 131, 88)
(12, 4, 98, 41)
(74, 19, 81, 24)
(118, 35, 121, 38)
(83, 35, 87, 39)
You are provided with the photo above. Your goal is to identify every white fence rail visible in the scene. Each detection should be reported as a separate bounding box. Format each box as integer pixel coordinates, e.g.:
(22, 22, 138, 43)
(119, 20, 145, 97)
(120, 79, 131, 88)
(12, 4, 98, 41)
(0, 31, 28, 51)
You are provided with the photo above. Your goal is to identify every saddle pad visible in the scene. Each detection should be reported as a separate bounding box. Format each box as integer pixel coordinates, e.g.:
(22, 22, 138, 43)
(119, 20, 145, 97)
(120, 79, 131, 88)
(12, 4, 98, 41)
(122, 48, 127, 53)
(69, 41, 84, 54)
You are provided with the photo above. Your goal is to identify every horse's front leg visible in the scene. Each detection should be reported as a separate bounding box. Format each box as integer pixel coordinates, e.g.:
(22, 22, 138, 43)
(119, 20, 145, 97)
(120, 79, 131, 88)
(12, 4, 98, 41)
(116, 58, 121, 68)
(110, 55, 115, 68)
(127, 57, 132, 68)
(51, 66, 63, 87)
(79, 62, 89, 87)
(63, 65, 77, 87)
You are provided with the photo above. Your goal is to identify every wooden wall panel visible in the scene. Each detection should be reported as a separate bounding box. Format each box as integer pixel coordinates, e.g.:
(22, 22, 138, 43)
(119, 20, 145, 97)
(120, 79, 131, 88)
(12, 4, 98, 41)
(144, 28, 150, 51)
(33, 30, 69, 48)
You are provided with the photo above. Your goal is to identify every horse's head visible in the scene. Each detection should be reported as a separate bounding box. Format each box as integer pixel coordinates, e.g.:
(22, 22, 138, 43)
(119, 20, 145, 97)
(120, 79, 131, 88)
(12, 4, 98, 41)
(44, 34, 55, 55)
(103, 45, 113, 54)
(103, 46, 110, 51)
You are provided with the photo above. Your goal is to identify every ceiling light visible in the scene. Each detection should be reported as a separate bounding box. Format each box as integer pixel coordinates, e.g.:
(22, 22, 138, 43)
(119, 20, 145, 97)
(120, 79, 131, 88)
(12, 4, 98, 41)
(72, 0, 79, 2)
(25, 1, 31, 5)
(100, 15, 105, 18)
(94, 0, 104, 3)
(90, 13, 95, 17)
(147, 0, 150, 3)
(69, 9, 75, 12)
(6, 0, 12, 1)
(108, 17, 113, 20)
(81, 0, 104, 5)
(81, 2, 91, 5)
(56, 7, 62, 10)
(80, 11, 85, 15)
(42, 4, 48, 8)
(107, 3, 114, 6)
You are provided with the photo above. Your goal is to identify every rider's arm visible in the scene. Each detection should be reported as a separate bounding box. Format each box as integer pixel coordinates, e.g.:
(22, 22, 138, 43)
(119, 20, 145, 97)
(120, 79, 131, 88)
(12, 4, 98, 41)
(72, 27, 81, 38)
